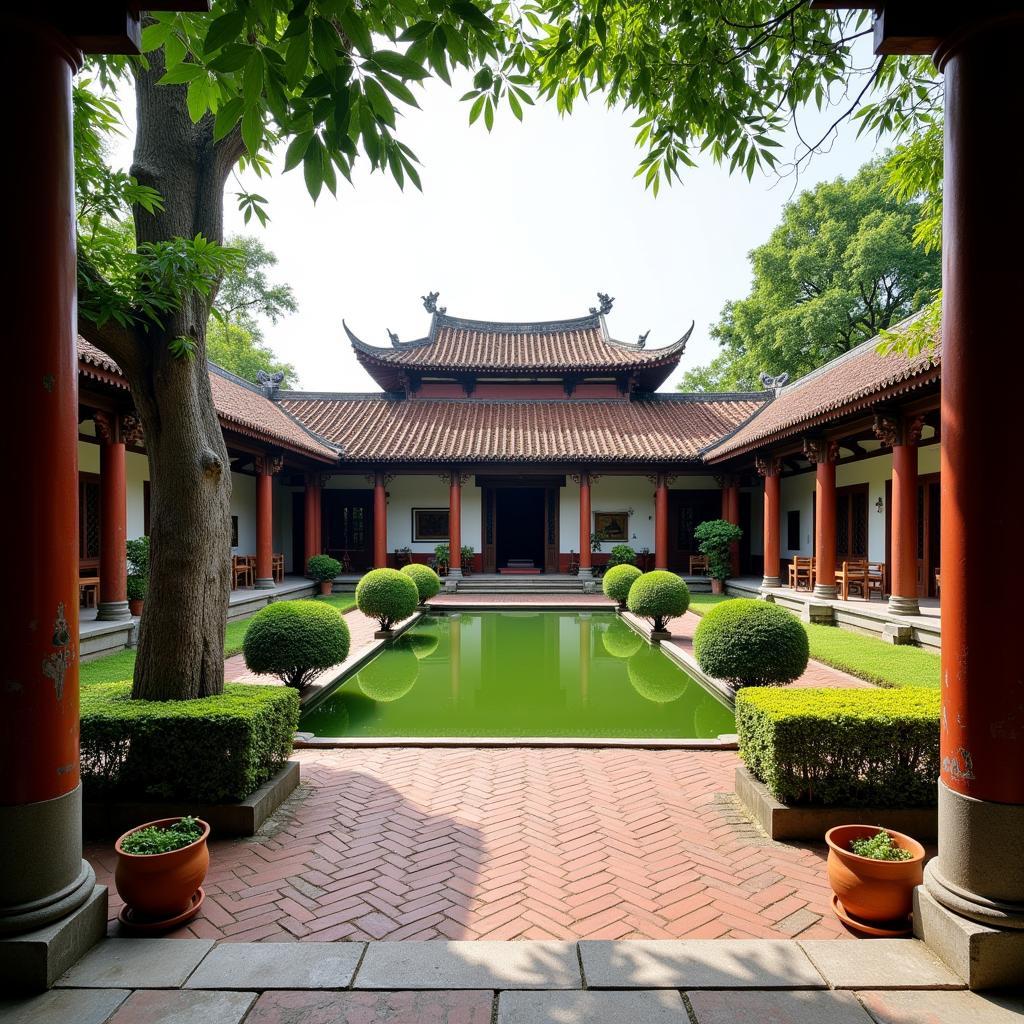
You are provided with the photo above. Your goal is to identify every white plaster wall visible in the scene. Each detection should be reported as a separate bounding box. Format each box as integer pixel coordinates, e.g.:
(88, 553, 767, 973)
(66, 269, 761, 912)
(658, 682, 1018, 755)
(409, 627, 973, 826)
(126, 450, 149, 540)
(590, 476, 655, 552)
(559, 486, 580, 553)
(387, 476, 450, 554)
(274, 484, 294, 570)
(746, 486, 764, 557)
(78, 438, 100, 474)
(670, 474, 721, 491)
(231, 471, 257, 555)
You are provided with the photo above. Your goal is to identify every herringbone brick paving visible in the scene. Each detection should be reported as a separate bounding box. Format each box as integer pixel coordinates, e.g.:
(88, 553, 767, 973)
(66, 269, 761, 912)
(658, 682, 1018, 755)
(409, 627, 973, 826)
(85, 748, 849, 942)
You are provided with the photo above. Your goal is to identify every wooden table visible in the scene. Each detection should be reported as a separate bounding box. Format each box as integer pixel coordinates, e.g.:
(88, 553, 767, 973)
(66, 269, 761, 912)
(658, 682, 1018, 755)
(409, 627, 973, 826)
(79, 577, 100, 607)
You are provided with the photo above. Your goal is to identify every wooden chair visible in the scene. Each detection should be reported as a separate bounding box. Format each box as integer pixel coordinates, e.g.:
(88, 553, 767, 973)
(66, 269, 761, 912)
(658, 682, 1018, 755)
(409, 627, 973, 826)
(272, 553, 285, 583)
(788, 556, 815, 591)
(836, 559, 868, 600)
(934, 568, 941, 598)
(232, 555, 254, 590)
(688, 554, 709, 576)
(79, 577, 100, 608)
(866, 561, 887, 601)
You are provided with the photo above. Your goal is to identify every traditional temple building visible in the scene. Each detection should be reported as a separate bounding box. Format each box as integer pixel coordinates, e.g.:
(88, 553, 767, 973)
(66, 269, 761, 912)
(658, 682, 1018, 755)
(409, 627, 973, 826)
(76, 293, 940, 650)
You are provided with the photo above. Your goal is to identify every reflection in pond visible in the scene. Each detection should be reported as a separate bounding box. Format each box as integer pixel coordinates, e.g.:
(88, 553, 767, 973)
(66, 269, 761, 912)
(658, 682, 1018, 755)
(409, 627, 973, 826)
(357, 644, 420, 702)
(601, 618, 644, 660)
(403, 631, 439, 661)
(627, 647, 690, 704)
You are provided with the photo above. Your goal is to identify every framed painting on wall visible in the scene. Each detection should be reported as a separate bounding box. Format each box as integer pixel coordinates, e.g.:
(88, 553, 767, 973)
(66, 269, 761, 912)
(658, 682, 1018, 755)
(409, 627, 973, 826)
(594, 511, 629, 542)
(413, 508, 450, 542)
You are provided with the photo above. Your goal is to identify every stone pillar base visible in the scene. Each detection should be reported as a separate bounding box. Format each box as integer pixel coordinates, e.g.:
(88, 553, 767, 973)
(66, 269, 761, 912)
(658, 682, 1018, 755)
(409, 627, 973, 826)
(882, 621, 914, 645)
(760, 576, 781, 589)
(914, 884, 1024, 990)
(0, 885, 107, 993)
(801, 602, 834, 625)
(812, 584, 837, 600)
(254, 577, 275, 590)
(888, 594, 920, 616)
(96, 600, 130, 622)
(577, 567, 593, 580)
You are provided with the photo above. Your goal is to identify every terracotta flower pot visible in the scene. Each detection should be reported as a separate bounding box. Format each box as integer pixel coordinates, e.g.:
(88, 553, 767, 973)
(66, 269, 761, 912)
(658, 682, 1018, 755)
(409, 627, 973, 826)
(115, 818, 210, 921)
(129, 599, 144, 617)
(710, 579, 725, 595)
(319, 580, 333, 595)
(825, 824, 924, 926)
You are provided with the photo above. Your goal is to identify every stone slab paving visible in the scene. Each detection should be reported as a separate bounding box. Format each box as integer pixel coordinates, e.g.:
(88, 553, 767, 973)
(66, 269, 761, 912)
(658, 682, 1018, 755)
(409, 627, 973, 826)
(580, 939, 825, 989)
(858, 990, 1024, 1024)
(245, 989, 495, 1023)
(104, 990, 256, 1024)
(686, 989, 874, 1024)
(85, 747, 849, 941)
(498, 990, 688, 1023)
(184, 941, 364, 989)
(53, 939, 214, 989)
(354, 940, 581, 989)
(799, 938, 963, 990)
(0, 988, 129, 1024)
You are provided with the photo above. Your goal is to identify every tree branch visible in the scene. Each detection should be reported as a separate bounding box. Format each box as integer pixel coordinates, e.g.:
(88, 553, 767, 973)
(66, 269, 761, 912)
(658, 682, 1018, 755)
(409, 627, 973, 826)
(77, 255, 140, 375)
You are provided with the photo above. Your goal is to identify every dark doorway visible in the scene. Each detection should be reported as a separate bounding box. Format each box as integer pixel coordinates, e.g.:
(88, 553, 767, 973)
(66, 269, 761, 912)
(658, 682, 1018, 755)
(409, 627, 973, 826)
(667, 489, 721, 572)
(323, 488, 373, 571)
(496, 488, 545, 569)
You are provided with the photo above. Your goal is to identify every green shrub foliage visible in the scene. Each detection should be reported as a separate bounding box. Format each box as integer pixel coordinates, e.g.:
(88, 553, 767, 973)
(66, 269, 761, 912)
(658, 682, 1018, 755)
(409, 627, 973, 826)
(401, 563, 441, 602)
(693, 598, 809, 688)
(80, 683, 298, 802)
(243, 600, 350, 689)
(693, 519, 742, 581)
(120, 816, 203, 855)
(307, 554, 342, 582)
(607, 544, 637, 567)
(736, 687, 940, 808)
(602, 563, 642, 606)
(626, 570, 690, 632)
(356, 568, 419, 630)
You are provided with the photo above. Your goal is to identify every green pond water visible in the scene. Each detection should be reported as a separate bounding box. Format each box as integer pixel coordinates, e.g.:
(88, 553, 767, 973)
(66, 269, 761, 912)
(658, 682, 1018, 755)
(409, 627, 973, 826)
(300, 612, 735, 739)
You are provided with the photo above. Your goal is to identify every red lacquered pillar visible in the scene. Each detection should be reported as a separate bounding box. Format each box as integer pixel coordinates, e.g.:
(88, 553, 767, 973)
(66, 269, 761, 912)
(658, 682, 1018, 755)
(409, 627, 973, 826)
(448, 472, 462, 577)
(0, 21, 96, 939)
(373, 472, 388, 568)
(95, 413, 130, 620)
(254, 456, 275, 589)
(719, 476, 741, 577)
(757, 456, 781, 588)
(578, 471, 593, 578)
(804, 439, 838, 599)
(654, 473, 669, 571)
(304, 475, 319, 571)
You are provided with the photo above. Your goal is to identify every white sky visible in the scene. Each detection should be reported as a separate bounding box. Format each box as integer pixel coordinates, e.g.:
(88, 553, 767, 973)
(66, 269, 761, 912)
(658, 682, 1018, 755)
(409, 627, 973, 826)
(109, 42, 886, 393)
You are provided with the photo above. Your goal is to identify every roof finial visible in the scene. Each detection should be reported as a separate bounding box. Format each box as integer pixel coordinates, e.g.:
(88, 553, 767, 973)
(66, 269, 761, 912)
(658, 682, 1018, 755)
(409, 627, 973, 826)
(759, 371, 790, 392)
(256, 368, 285, 399)
(637, 330, 650, 349)
(387, 329, 401, 347)
(589, 292, 615, 316)
(422, 290, 446, 315)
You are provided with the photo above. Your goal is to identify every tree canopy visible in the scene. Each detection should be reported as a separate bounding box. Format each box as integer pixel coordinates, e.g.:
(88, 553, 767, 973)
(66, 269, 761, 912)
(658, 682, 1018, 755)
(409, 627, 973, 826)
(679, 161, 940, 392)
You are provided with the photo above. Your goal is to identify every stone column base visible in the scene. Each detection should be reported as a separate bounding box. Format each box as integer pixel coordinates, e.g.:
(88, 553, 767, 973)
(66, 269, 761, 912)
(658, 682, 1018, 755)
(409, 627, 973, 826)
(914, 884, 1024, 990)
(577, 567, 593, 580)
(760, 576, 781, 589)
(882, 621, 914, 645)
(96, 600, 130, 621)
(254, 577, 275, 590)
(812, 583, 837, 599)
(0, 885, 107, 993)
(888, 594, 920, 616)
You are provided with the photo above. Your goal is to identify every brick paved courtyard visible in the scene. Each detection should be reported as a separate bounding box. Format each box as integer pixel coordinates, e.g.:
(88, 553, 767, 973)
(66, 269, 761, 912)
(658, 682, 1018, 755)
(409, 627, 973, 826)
(86, 747, 848, 943)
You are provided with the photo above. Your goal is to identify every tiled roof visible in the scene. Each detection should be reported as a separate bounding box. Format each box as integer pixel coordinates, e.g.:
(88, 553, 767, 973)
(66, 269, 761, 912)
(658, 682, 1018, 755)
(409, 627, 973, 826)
(707, 324, 941, 459)
(280, 394, 765, 464)
(347, 313, 692, 391)
(76, 337, 337, 461)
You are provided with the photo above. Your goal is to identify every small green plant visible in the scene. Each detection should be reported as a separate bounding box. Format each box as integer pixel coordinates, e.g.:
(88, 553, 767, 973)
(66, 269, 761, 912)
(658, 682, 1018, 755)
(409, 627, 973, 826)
(607, 544, 637, 567)
(401, 562, 441, 602)
(602, 563, 642, 607)
(307, 554, 341, 582)
(120, 816, 203, 856)
(243, 600, 350, 689)
(590, 529, 609, 552)
(693, 519, 742, 582)
(126, 536, 150, 600)
(850, 830, 914, 862)
(626, 570, 690, 632)
(356, 567, 420, 631)
(127, 575, 146, 601)
(434, 543, 450, 567)
(460, 544, 475, 566)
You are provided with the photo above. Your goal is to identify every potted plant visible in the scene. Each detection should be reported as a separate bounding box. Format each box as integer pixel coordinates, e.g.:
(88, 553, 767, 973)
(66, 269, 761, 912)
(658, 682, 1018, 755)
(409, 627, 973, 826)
(307, 553, 341, 595)
(694, 519, 743, 594)
(825, 825, 924, 936)
(115, 815, 210, 931)
(607, 543, 637, 568)
(460, 544, 475, 576)
(126, 536, 149, 616)
(433, 543, 449, 576)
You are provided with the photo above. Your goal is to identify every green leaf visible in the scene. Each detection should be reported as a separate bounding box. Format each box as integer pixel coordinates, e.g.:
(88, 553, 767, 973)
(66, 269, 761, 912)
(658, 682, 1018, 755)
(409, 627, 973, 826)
(483, 97, 494, 131)
(311, 16, 338, 69)
(243, 50, 265, 108)
(469, 93, 485, 124)
(214, 96, 244, 140)
(364, 78, 397, 127)
(339, 7, 374, 56)
(284, 131, 314, 171)
(141, 19, 172, 53)
(451, 0, 493, 31)
(285, 29, 310, 86)
(508, 89, 522, 121)
(158, 62, 204, 86)
(242, 105, 263, 157)
(186, 75, 212, 123)
(203, 10, 246, 54)
(399, 20, 435, 41)
(303, 140, 324, 200)
(375, 71, 419, 108)
(372, 50, 429, 80)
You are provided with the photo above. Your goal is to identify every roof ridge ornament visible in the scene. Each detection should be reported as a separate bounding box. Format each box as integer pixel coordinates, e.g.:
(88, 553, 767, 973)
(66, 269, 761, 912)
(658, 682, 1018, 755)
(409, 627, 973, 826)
(256, 368, 286, 399)
(759, 371, 789, 392)
(637, 330, 650, 349)
(422, 291, 447, 315)
(387, 329, 400, 347)
(589, 292, 615, 315)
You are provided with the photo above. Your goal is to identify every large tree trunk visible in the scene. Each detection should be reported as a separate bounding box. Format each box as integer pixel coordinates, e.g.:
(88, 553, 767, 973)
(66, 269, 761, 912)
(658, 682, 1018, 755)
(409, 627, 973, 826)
(120, 56, 243, 700)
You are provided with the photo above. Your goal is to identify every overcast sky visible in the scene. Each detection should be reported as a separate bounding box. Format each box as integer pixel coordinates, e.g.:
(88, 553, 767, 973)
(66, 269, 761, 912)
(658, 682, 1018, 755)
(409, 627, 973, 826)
(110, 42, 885, 393)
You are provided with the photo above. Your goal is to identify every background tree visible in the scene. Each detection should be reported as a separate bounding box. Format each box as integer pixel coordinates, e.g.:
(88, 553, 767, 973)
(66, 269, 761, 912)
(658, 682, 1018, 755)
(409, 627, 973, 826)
(209, 234, 299, 384)
(678, 161, 940, 391)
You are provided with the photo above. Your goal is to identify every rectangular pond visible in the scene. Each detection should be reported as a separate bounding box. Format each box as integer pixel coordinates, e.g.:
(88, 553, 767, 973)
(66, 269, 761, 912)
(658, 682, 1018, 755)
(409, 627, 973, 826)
(299, 611, 734, 740)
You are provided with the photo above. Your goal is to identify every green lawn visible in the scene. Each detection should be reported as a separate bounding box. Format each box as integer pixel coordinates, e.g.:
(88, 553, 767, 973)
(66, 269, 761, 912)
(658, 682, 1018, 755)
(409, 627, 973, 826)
(81, 592, 357, 687)
(685, 590, 940, 690)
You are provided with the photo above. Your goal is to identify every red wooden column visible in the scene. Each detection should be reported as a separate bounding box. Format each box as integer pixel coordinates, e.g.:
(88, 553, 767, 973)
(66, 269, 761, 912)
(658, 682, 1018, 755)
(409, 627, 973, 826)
(254, 455, 281, 590)
(756, 456, 781, 588)
(804, 439, 838, 599)
(0, 18, 94, 948)
(94, 412, 130, 620)
(654, 473, 669, 571)
(448, 471, 463, 577)
(874, 414, 924, 616)
(718, 475, 741, 576)
(303, 474, 320, 571)
(373, 472, 388, 568)
(578, 471, 593, 578)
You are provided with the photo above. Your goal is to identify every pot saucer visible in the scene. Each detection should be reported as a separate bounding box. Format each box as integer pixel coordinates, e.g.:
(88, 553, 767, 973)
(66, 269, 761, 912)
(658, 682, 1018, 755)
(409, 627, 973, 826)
(831, 894, 911, 937)
(117, 887, 205, 935)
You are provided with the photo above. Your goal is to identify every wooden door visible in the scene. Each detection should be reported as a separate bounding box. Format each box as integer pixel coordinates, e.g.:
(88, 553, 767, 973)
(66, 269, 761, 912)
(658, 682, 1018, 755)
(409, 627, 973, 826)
(79, 472, 101, 577)
(483, 487, 497, 573)
(668, 490, 721, 571)
(323, 489, 373, 571)
(835, 484, 869, 563)
(544, 486, 559, 573)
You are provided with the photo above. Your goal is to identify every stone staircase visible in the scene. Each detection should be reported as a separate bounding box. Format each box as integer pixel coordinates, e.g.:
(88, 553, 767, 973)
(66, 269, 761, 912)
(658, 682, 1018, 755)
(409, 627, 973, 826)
(449, 573, 591, 594)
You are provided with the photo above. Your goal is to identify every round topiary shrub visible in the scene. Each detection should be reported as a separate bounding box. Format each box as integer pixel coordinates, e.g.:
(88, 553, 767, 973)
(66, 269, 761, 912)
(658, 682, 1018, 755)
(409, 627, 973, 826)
(603, 563, 642, 607)
(400, 562, 441, 603)
(243, 600, 350, 690)
(356, 568, 419, 631)
(626, 571, 690, 633)
(693, 598, 809, 688)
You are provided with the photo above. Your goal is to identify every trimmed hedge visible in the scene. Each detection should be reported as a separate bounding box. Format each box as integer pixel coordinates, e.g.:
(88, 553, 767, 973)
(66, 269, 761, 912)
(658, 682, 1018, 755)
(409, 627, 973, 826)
(307, 554, 342, 582)
(80, 682, 299, 803)
(693, 598, 809, 688)
(243, 600, 351, 689)
(602, 563, 642, 607)
(356, 568, 419, 630)
(736, 687, 940, 808)
(401, 562, 442, 602)
(626, 570, 690, 632)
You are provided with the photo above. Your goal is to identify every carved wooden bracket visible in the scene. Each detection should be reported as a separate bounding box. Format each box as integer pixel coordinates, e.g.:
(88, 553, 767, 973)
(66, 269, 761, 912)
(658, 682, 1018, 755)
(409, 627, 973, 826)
(255, 454, 285, 476)
(755, 455, 782, 478)
(873, 412, 926, 448)
(802, 438, 839, 464)
(713, 473, 741, 489)
(94, 411, 145, 447)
